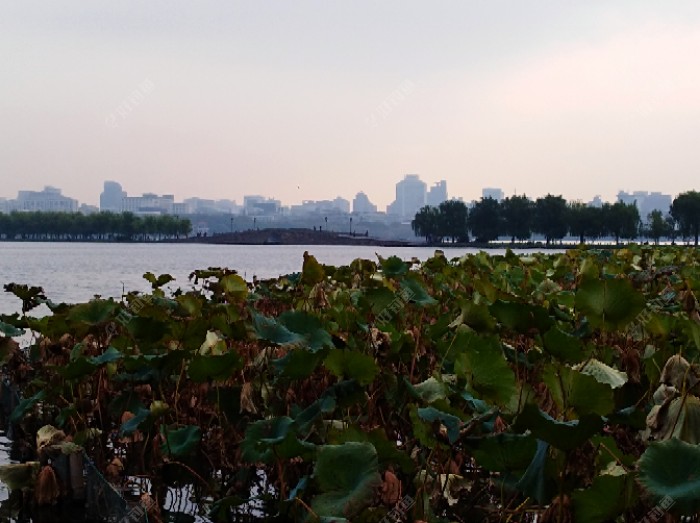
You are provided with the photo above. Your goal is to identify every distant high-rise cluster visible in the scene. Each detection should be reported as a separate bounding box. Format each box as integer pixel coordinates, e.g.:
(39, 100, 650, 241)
(0, 186, 83, 213)
(427, 181, 448, 207)
(617, 191, 673, 219)
(100, 181, 126, 212)
(0, 178, 678, 227)
(482, 188, 504, 202)
(385, 175, 448, 220)
(352, 192, 377, 214)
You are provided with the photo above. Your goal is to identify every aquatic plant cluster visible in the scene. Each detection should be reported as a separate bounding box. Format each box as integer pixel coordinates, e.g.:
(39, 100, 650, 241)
(2, 246, 700, 522)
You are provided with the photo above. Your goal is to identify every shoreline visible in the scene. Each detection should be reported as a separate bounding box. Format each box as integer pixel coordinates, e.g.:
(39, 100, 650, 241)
(0, 227, 688, 249)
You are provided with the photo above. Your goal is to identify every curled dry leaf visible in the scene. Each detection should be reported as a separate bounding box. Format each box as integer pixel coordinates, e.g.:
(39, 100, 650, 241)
(35, 465, 60, 506)
(105, 458, 124, 481)
(381, 470, 401, 505)
(119, 412, 143, 443)
(240, 382, 258, 414)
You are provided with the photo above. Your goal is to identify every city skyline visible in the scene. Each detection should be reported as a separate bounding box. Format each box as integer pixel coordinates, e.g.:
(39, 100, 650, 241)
(3, 2, 700, 209)
(0, 177, 679, 220)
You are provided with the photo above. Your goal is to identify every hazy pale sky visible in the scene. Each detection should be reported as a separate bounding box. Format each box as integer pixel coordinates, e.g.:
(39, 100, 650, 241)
(2, 1, 700, 209)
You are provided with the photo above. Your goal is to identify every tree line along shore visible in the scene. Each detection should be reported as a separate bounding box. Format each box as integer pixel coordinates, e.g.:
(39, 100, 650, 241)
(2, 190, 700, 246)
(412, 190, 700, 245)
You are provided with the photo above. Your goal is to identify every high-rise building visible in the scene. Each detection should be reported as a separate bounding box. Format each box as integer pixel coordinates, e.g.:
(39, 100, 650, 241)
(14, 186, 78, 213)
(427, 181, 448, 207)
(387, 174, 427, 219)
(482, 188, 504, 202)
(352, 192, 377, 214)
(617, 190, 672, 219)
(243, 195, 282, 215)
(122, 193, 175, 215)
(100, 181, 127, 212)
(588, 195, 604, 207)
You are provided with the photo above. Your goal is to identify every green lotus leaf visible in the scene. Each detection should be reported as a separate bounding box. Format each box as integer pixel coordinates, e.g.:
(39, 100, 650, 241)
(311, 442, 382, 519)
(471, 433, 537, 472)
(10, 390, 45, 424)
(324, 349, 379, 386)
(277, 311, 333, 351)
(572, 473, 637, 523)
(220, 274, 248, 300)
(143, 272, 175, 289)
(400, 278, 436, 306)
(328, 425, 414, 474)
(120, 407, 151, 436)
(416, 406, 463, 444)
(409, 376, 448, 404)
(638, 437, 700, 513)
(513, 403, 603, 451)
(67, 299, 118, 325)
(241, 416, 313, 463)
(252, 312, 304, 346)
(273, 348, 326, 379)
(543, 326, 587, 363)
(453, 330, 516, 407)
(515, 439, 556, 505)
(160, 425, 202, 457)
(89, 346, 123, 365)
(543, 364, 615, 417)
(453, 301, 497, 333)
(575, 277, 646, 330)
(489, 300, 553, 333)
(378, 255, 409, 276)
(0, 321, 24, 337)
(188, 351, 243, 383)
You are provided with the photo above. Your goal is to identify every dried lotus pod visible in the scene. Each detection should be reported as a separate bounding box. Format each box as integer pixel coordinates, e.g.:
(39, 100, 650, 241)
(36, 425, 66, 453)
(34, 465, 60, 506)
(659, 354, 699, 391)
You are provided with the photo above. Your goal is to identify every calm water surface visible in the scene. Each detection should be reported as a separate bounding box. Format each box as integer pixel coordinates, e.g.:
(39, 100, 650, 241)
(0, 242, 559, 314)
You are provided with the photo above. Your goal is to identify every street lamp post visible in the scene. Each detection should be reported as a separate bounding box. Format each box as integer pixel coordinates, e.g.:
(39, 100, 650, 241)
(349, 216, 353, 235)
(230, 216, 233, 234)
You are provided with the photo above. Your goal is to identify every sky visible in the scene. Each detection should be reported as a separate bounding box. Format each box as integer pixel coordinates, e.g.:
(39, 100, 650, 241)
(2, 1, 700, 210)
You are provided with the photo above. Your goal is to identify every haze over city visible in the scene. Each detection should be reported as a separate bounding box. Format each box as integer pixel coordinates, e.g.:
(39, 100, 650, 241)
(3, 1, 700, 208)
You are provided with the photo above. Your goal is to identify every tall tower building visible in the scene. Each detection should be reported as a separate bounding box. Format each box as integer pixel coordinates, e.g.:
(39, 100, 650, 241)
(352, 192, 377, 214)
(427, 181, 448, 207)
(100, 181, 127, 212)
(482, 187, 504, 202)
(387, 174, 427, 219)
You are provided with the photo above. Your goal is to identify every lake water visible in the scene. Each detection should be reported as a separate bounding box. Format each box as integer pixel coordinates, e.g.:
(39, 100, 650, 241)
(0, 242, 559, 314)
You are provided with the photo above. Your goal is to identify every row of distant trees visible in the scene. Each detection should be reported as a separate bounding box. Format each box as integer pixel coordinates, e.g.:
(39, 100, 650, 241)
(411, 191, 700, 245)
(0, 211, 192, 241)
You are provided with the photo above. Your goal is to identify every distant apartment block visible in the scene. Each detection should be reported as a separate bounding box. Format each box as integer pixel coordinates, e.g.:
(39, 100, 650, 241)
(482, 187, 504, 202)
(427, 180, 448, 207)
(387, 174, 427, 220)
(588, 195, 604, 207)
(182, 197, 240, 214)
(243, 195, 282, 216)
(122, 193, 175, 215)
(352, 192, 377, 214)
(2, 186, 79, 213)
(100, 181, 127, 212)
(290, 197, 350, 216)
(617, 190, 672, 218)
(79, 204, 99, 214)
